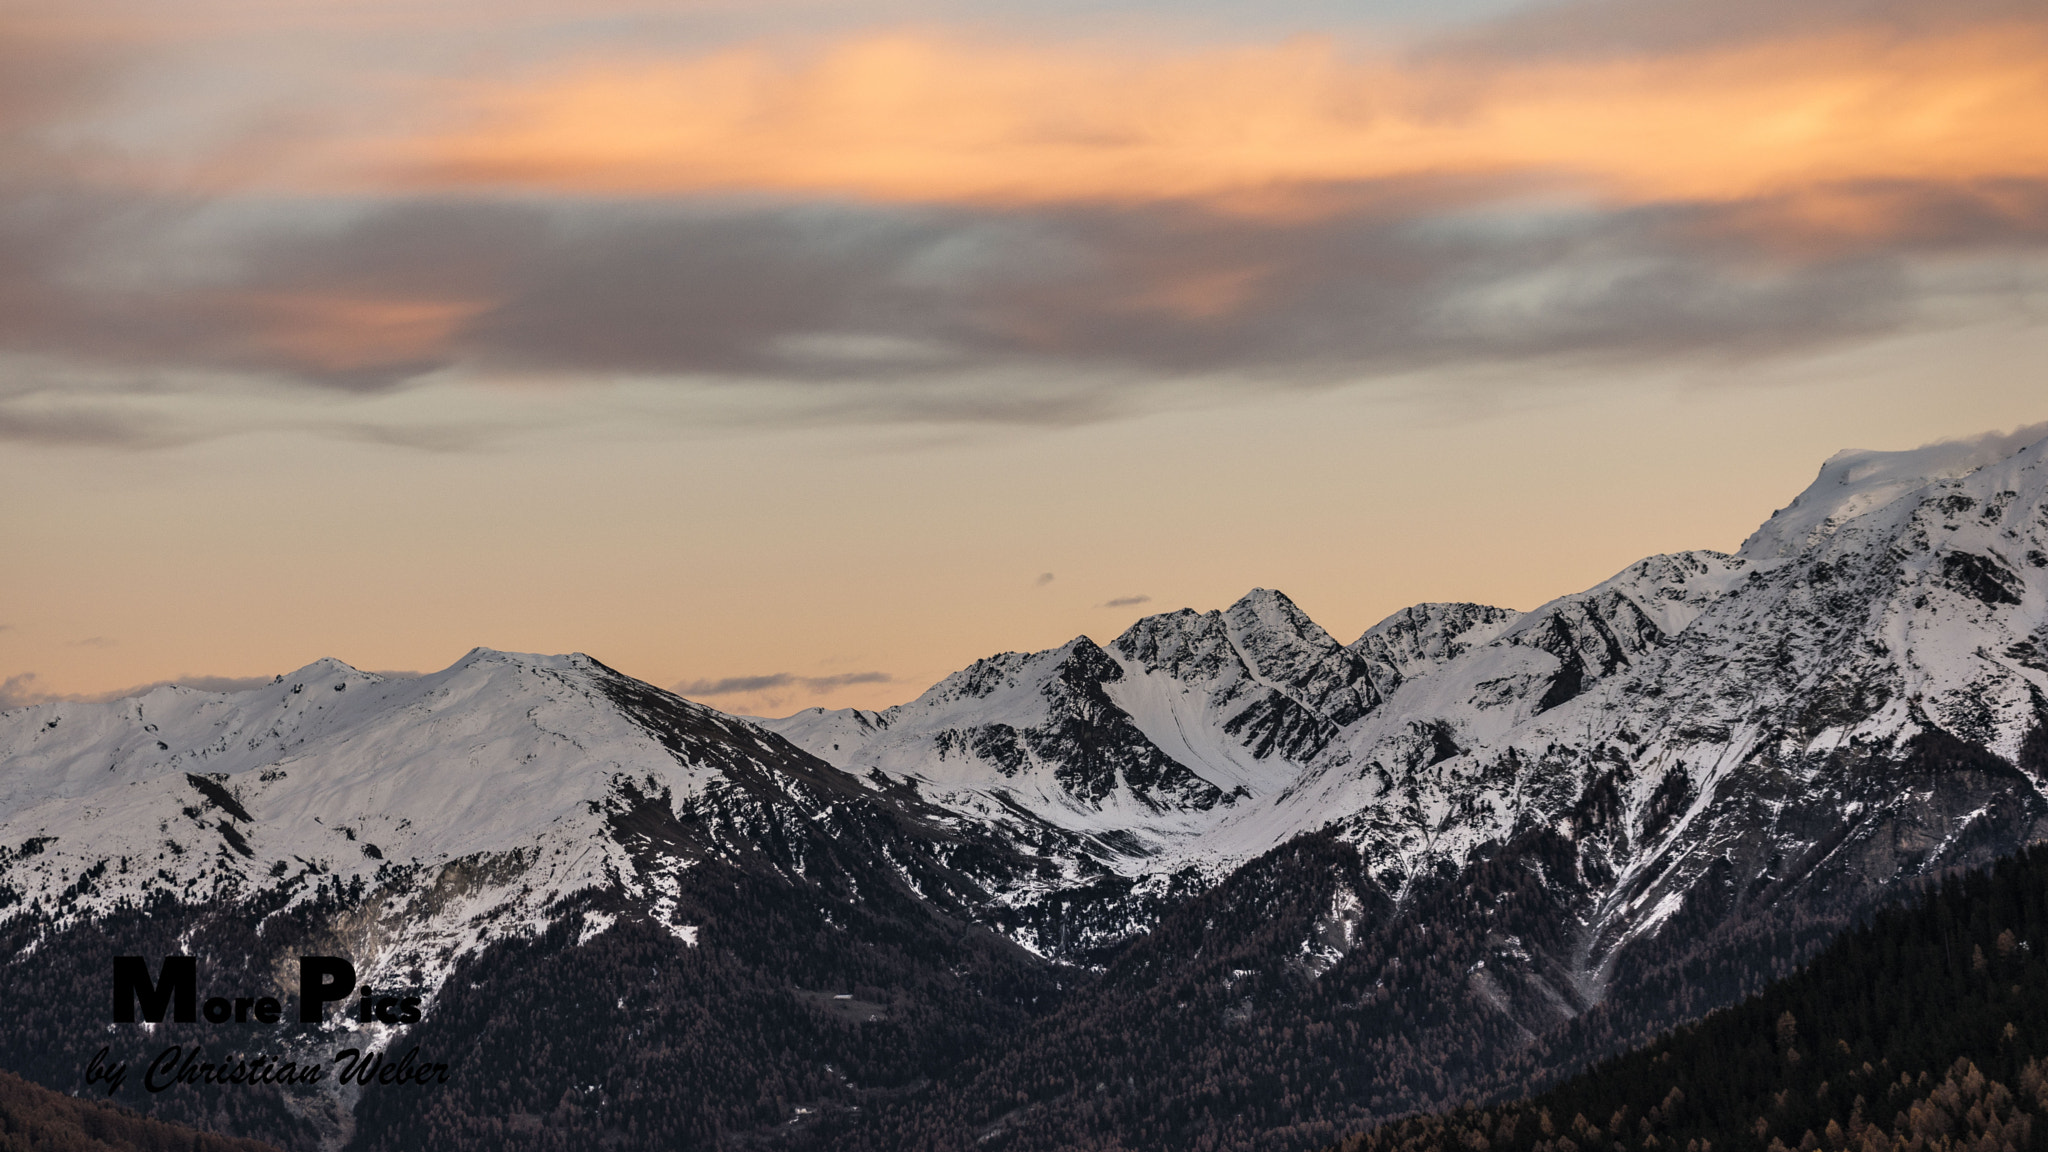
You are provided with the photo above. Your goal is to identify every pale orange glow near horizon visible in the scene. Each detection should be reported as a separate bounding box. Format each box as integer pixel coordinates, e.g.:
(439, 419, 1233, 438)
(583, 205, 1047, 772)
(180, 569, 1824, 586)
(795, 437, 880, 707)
(4, 3, 2046, 721)
(5, 330, 2046, 719)
(346, 27, 2048, 210)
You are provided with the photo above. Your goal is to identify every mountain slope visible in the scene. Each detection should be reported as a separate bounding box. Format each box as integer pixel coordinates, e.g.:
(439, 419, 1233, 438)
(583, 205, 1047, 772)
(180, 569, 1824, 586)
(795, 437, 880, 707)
(0, 1068, 280, 1152)
(0, 651, 1066, 1149)
(766, 430, 2048, 1148)
(1336, 840, 2048, 1152)
(4, 428, 2048, 1152)
(759, 588, 1521, 880)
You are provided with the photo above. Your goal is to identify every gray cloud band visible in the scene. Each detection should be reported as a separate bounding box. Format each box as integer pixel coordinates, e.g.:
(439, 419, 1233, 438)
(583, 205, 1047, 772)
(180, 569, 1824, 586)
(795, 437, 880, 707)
(0, 0, 2038, 726)
(3, 0, 2046, 446)
(0, 669, 429, 711)
(672, 671, 893, 698)
(3, 183, 2041, 425)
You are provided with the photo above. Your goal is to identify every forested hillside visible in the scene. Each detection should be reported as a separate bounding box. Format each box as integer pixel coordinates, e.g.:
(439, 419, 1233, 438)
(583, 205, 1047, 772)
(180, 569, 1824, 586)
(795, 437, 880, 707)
(0, 1069, 279, 1152)
(1338, 842, 2048, 1152)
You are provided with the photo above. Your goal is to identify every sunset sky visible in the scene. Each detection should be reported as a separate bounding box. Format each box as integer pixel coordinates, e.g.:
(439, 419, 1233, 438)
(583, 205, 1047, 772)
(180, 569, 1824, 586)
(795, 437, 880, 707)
(3, 0, 2045, 716)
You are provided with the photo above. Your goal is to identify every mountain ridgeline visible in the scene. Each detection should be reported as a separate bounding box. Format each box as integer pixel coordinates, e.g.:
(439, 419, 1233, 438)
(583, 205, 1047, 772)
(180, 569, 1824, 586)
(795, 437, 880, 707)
(1, 429, 2047, 1150)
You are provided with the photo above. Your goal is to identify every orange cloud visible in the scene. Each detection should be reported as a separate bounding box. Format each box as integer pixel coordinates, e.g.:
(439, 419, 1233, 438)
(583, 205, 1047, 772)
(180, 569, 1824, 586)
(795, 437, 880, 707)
(348, 26, 2048, 210)
(229, 293, 484, 375)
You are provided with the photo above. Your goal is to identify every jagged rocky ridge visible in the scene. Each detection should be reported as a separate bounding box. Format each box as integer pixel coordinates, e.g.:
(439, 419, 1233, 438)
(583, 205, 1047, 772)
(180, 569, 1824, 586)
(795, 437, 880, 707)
(2, 429, 2047, 1150)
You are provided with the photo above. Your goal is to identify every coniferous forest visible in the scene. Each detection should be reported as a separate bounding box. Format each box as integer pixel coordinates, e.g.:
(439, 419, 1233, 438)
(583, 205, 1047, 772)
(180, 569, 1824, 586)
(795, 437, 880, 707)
(0, 1068, 278, 1152)
(13, 824, 2047, 1152)
(1336, 842, 2048, 1152)
(15, 836, 2048, 1152)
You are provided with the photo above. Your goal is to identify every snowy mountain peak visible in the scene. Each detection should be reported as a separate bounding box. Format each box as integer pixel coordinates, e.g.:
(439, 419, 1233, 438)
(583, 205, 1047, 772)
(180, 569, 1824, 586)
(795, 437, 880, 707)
(9, 428, 2048, 1152)
(11, 427, 2048, 1152)
(903, 637, 1104, 707)
(1741, 425, 2048, 560)
(1224, 587, 1320, 635)
(446, 646, 602, 674)
(1496, 550, 1748, 651)
(285, 654, 366, 678)
(1350, 602, 1521, 681)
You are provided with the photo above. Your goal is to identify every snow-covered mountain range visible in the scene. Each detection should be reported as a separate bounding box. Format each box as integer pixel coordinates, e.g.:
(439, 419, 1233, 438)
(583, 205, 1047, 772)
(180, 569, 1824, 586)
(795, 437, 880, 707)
(761, 429, 2048, 961)
(4, 427, 2047, 1150)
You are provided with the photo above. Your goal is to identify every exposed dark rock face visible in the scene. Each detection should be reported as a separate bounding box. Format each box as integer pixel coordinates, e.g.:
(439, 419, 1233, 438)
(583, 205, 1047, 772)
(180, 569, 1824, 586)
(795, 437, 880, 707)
(1029, 640, 1224, 810)
(1942, 549, 2025, 605)
(6, 433, 2048, 1152)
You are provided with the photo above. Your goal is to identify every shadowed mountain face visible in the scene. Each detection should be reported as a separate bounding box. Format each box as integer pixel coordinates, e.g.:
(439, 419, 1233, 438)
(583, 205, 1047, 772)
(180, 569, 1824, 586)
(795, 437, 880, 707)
(1335, 842, 2048, 1152)
(4, 432, 2048, 1150)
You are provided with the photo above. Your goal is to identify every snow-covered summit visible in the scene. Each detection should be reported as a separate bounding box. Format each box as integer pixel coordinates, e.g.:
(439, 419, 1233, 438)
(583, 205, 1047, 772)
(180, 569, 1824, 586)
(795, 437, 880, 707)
(1349, 602, 1520, 682)
(1741, 424, 2048, 560)
(8, 426, 2048, 1047)
(760, 426, 2048, 983)
(1, 649, 661, 900)
(0, 645, 950, 999)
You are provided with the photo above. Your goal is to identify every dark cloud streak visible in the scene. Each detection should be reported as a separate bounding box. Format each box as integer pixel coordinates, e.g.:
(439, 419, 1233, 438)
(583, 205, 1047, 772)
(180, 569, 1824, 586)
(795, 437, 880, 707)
(0, 671, 284, 710)
(673, 670, 893, 698)
(4, 0, 2047, 445)
(3, 181, 2043, 434)
(0, 666, 427, 710)
(3, 54, 2046, 445)
(399, 183, 2043, 374)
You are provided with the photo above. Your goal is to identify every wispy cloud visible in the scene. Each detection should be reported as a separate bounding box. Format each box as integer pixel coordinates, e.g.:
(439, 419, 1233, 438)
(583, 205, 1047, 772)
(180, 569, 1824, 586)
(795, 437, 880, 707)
(360, 25, 2048, 209)
(0, 400, 186, 449)
(673, 670, 892, 698)
(0, 670, 288, 710)
(127, 674, 284, 695)
(0, 0, 2043, 444)
(0, 673, 42, 711)
(1100, 594, 1152, 608)
(1432, 0, 2048, 61)
(3, 177, 2040, 436)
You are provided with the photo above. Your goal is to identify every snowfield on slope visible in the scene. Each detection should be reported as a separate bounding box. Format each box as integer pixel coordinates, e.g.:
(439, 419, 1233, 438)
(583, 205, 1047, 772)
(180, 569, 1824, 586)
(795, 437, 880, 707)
(6, 427, 2048, 1005)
